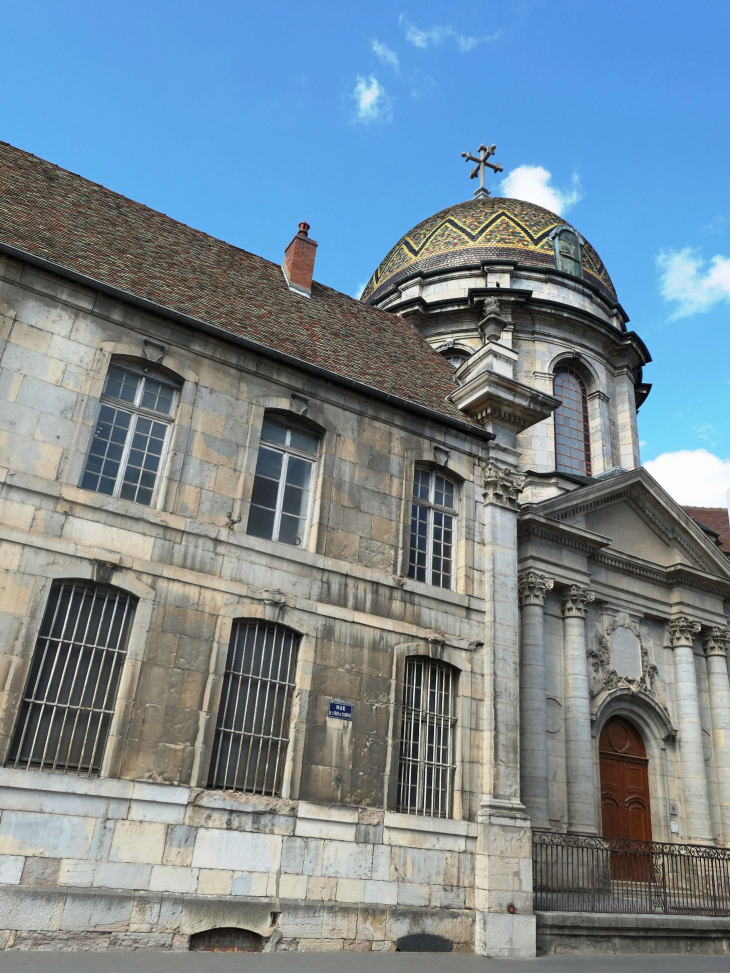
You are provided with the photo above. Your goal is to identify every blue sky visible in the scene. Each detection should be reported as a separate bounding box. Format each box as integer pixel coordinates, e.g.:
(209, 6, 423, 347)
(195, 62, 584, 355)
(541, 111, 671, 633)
(1, 0, 728, 504)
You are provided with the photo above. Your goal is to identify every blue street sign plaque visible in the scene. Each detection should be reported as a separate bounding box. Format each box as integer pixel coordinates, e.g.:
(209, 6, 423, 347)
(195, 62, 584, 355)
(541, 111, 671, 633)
(328, 701, 353, 721)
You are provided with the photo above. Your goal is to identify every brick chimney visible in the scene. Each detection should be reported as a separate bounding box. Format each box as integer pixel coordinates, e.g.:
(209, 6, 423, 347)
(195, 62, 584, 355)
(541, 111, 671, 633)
(282, 221, 318, 297)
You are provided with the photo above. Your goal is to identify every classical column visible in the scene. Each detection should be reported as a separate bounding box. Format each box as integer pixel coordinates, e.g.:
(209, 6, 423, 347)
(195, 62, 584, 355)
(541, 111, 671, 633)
(475, 464, 535, 959)
(518, 571, 554, 830)
(668, 616, 713, 843)
(704, 627, 730, 844)
(560, 584, 598, 834)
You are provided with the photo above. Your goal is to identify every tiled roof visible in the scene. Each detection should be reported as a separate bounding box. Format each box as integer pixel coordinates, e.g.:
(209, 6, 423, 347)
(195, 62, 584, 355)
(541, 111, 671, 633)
(683, 506, 730, 553)
(362, 196, 617, 305)
(0, 141, 475, 428)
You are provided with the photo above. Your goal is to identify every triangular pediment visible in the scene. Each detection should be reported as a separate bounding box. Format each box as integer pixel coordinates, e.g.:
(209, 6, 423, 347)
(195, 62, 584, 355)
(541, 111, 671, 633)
(531, 468, 730, 579)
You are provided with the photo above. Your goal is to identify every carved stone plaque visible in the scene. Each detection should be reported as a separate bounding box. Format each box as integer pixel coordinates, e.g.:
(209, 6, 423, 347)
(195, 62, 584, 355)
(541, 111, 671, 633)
(611, 625, 642, 679)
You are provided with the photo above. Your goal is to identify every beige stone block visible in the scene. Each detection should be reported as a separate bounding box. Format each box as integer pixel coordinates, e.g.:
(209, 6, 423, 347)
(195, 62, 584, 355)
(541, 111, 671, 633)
(299, 938, 344, 951)
(327, 530, 360, 562)
(11, 321, 51, 354)
(336, 879, 364, 903)
(370, 516, 397, 545)
(322, 907, 357, 939)
(214, 465, 241, 497)
(62, 517, 155, 561)
(279, 873, 308, 899)
(0, 432, 62, 479)
(0, 570, 33, 617)
(306, 876, 337, 900)
(371, 940, 394, 951)
(197, 868, 233, 895)
(191, 409, 226, 438)
(110, 821, 166, 865)
(2, 371, 23, 402)
(0, 541, 23, 572)
(150, 864, 198, 893)
(356, 905, 387, 940)
(176, 483, 201, 518)
(344, 940, 372, 951)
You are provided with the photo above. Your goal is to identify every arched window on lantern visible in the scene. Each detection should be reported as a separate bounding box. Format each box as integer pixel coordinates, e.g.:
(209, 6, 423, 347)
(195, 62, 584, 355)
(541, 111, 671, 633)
(440, 349, 470, 370)
(554, 228, 583, 278)
(553, 366, 592, 476)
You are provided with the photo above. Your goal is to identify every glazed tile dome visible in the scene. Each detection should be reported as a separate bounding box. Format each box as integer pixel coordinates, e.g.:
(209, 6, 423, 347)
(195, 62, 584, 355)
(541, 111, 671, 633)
(361, 196, 617, 305)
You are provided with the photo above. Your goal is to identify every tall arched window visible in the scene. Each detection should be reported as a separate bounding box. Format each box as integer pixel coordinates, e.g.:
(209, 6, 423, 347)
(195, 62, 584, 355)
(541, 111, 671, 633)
(554, 367, 592, 476)
(207, 619, 299, 796)
(7, 581, 136, 775)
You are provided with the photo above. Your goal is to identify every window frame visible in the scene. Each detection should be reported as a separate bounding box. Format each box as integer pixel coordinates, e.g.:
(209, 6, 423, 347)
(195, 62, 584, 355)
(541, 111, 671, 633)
(554, 228, 583, 278)
(406, 467, 457, 590)
(553, 365, 592, 476)
(396, 656, 458, 819)
(246, 416, 320, 548)
(80, 362, 179, 507)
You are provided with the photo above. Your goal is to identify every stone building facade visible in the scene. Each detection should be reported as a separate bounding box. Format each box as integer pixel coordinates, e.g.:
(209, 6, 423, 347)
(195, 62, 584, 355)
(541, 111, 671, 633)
(0, 141, 728, 955)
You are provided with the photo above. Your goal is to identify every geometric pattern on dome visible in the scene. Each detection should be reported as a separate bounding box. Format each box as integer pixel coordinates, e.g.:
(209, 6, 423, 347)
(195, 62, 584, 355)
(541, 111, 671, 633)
(361, 196, 617, 305)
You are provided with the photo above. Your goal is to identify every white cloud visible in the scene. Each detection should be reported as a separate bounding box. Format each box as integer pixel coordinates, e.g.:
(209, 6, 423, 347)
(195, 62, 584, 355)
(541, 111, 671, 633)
(399, 16, 500, 52)
(656, 247, 730, 319)
(500, 165, 582, 216)
(353, 281, 367, 299)
(371, 39, 399, 69)
(351, 75, 391, 124)
(644, 449, 730, 506)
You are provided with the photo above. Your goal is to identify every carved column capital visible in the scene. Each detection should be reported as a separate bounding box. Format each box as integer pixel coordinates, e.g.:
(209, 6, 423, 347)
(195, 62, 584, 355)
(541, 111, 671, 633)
(668, 616, 702, 648)
(518, 572, 554, 607)
(482, 464, 525, 509)
(703, 627, 730, 657)
(559, 585, 595, 619)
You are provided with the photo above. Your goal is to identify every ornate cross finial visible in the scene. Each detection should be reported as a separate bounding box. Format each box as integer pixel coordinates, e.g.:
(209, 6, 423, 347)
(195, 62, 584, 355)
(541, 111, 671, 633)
(461, 143, 503, 198)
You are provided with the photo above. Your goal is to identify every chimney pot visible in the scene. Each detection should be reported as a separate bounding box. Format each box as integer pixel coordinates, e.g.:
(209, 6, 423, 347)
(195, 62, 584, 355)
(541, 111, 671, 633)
(282, 221, 318, 297)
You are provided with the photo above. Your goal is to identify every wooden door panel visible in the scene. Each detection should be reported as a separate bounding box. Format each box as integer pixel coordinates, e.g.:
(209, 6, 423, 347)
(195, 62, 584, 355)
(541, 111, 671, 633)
(599, 717, 652, 844)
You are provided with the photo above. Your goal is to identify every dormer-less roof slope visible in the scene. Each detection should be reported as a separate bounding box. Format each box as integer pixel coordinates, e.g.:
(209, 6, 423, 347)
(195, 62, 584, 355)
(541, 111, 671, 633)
(0, 141, 474, 429)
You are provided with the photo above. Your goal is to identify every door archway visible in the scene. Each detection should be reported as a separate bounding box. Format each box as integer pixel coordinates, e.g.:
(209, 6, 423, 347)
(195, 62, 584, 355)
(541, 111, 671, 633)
(599, 716, 652, 842)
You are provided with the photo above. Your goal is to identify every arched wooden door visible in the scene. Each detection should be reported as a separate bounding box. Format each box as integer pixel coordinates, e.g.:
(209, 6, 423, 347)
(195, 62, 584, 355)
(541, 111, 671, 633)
(599, 716, 652, 842)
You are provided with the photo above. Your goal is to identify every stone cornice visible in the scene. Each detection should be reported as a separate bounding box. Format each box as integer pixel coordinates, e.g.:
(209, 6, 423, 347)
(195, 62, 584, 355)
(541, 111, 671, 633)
(518, 571, 554, 607)
(667, 616, 702, 648)
(560, 585, 596, 618)
(450, 369, 560, 432)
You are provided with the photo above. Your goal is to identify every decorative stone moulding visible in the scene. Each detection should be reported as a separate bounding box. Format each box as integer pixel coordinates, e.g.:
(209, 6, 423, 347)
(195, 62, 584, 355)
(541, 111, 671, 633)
(482, 464, 525, 508)
(667, 616, 702, 647)
(703, 627, 730, 657)
(587, 611, 659, 700)
(517, 571, 554, 607)
(559, 585, 595, 618)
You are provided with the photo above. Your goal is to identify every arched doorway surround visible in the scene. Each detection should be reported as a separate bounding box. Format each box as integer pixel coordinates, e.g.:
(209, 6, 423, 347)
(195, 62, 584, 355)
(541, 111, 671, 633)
(599, 716, 652, 842)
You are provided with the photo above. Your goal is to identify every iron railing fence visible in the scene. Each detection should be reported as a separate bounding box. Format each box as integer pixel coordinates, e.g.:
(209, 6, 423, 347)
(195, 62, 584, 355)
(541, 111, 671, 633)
(533, 830, 730, 917)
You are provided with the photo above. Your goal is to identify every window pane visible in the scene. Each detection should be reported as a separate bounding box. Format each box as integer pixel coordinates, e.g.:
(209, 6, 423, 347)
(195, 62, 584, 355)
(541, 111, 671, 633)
(278, 514, 305, 546)
(104, 365, 139, 404)
(413, 468, 431, 501)
(250, 476, 280, 510)
(207, 621, 298, 796)
(120, 418, 166, 506)
(281, 483, 308, 518)
(140, 376, 175, 414)
(408, 503, 430, 583)
(81, 406, 132, 495)
(261, 419, 288, 446)
(289, 428, 319, 455)
(434, 475, 454, 509)
(285, 456, 312, 489)
(7, 581, 135, 776)
(247, 505, 276, 540)
(554, 368, 591, 476)
(255, 446, 284, 481)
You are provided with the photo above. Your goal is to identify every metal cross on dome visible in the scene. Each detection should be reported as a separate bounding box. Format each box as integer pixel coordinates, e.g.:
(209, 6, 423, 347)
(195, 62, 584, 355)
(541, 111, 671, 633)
(461, 143, 503, 198)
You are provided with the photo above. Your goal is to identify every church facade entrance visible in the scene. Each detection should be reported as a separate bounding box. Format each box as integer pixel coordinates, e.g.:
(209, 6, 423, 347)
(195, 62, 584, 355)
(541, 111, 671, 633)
(599, 717, 652, 881)
(599, 716, 652, 842)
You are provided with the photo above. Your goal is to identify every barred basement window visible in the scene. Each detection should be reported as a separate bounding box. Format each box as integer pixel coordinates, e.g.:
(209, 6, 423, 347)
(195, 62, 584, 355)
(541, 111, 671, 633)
(396, 657, 457, 818)
(554, 366, 592, 476)
(246, 417, 319, 547)
(7, 581, 135, 776)
(80, 363, 178, 506)
(208, 620, 299, 795)
(407, 468, 456, 588)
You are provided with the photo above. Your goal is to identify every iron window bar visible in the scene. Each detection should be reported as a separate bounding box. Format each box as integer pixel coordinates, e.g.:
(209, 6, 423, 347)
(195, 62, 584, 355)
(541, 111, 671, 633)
(396, 657, 457, 818)
(207, 620, 298, 796)
(533, 830, 730, 916)
(7, 581, 136, 776)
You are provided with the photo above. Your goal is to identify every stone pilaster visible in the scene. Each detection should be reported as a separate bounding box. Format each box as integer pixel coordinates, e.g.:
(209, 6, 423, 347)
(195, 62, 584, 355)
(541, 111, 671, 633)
(704, 627, 730, 844)
(475, 465, 535, 959)
(518, 571, 554, 830)
(668, 616, 713, 843)
(560, 584, 598, 834)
